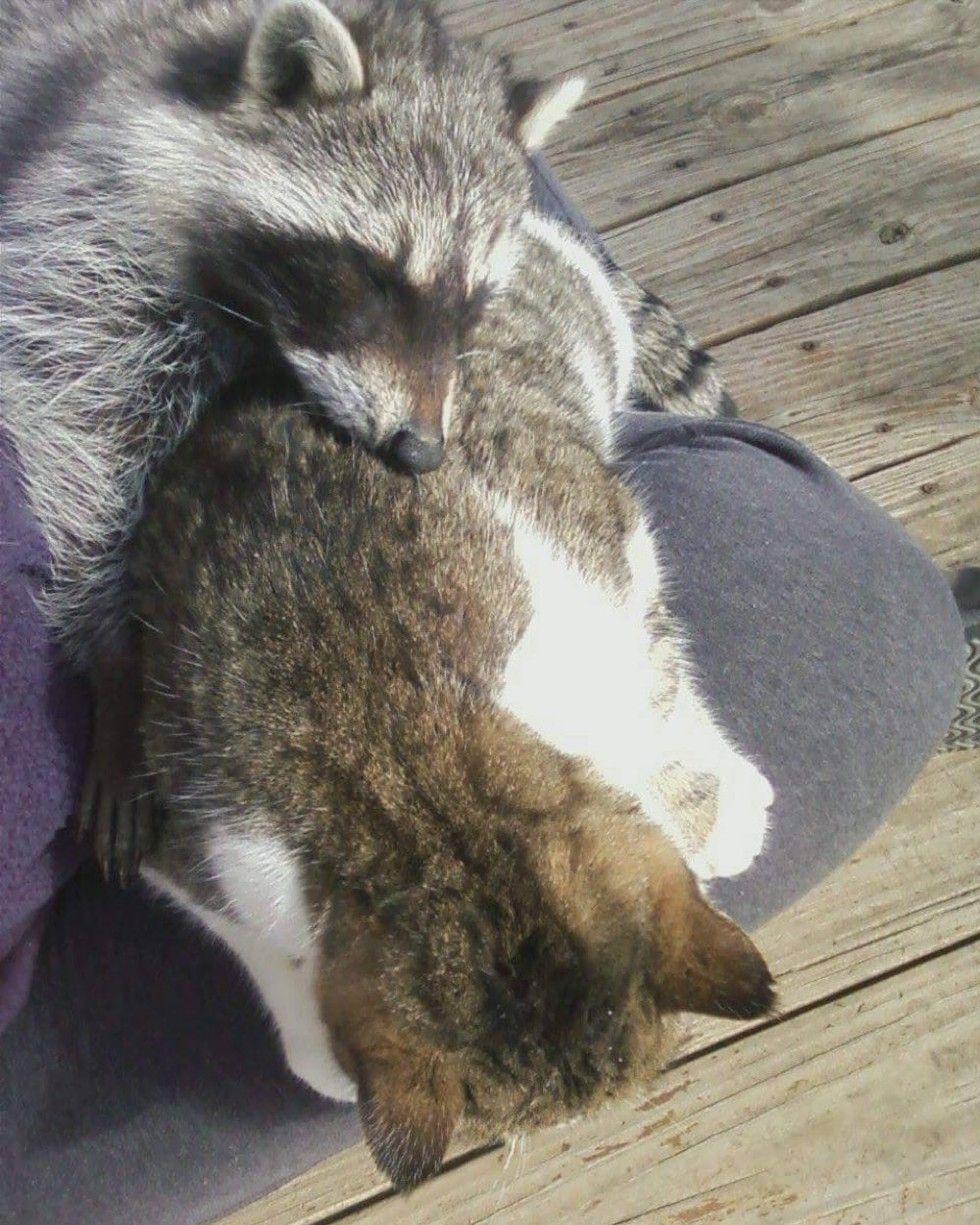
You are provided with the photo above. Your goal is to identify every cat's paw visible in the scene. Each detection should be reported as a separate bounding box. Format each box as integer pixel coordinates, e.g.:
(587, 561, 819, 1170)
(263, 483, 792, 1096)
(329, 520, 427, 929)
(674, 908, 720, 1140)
(689, 755, 773, 881)
(282, 1034, 357, 1103)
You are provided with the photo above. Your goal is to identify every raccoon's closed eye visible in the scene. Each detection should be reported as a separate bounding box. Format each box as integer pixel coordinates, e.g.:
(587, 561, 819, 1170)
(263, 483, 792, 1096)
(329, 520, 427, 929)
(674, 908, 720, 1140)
(359, 253, 401, 299)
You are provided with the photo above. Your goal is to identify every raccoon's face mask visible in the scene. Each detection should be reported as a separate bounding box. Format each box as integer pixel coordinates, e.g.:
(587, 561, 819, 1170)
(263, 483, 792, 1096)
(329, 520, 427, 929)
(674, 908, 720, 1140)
(185, 0, 586, 474)
(189, 226, 498, 472)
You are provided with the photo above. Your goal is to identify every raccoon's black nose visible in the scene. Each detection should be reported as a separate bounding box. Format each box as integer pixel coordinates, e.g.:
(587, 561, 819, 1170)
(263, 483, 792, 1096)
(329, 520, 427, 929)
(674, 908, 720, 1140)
(388, 429, 444, 474)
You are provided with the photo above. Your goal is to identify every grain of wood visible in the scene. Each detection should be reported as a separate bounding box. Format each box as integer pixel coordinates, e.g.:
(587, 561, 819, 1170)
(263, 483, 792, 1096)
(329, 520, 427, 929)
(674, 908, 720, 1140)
(854, 434, 980, 568)
(706, 260, 980, 561)
(606, 108, 980, 345)
(787, 376, 979, 481)
(337, 943, 980, 1224)
(712, 261, 980, 461)
(548, 0, 980, 231)
(446, 0, 913, 103)
(213, 752, 980, 1225)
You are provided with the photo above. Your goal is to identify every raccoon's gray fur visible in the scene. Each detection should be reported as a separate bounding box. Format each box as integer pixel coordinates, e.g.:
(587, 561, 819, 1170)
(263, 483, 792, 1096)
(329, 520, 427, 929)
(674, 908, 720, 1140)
(133, 210, 771, 1187)
(528, 159, 734, 419)
(0, 0, 585, 667)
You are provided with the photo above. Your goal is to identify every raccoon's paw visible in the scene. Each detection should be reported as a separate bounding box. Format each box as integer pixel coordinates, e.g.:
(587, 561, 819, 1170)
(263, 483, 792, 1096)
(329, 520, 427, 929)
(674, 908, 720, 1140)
(76, 765, 160, 887)
(74, 652, 160, 886)
(689, 755, 773, 881)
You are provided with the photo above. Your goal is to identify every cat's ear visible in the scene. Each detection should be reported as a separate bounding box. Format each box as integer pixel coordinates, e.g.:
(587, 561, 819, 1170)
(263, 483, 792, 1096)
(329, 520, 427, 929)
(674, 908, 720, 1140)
(322, 938, 463, 1189)
(356, 1045, 464, 1189)
(246, 0, 365, 106)
(647, 863, 775, 1020)
(508, 76, 586, 150)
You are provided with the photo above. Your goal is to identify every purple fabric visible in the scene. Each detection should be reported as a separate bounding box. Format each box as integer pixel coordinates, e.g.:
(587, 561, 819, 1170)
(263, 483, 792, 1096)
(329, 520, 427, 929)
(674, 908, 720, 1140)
(0, 430, 89, 1035)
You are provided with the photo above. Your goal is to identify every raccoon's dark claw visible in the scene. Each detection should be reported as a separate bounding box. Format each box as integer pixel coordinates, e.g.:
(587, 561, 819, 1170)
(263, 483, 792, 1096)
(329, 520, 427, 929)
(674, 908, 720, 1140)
(75, 764, 159, 886)
(74, 645, 161, 886)
(106, 793, 158, 886)
(75, 758, 100, 843)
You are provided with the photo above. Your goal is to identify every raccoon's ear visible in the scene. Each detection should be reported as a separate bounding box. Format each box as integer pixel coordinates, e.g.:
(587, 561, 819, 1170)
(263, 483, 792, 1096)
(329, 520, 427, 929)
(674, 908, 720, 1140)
(356, 1046, 464, 1190)
(246, 0, 365, 106)
(648, 863, 775, 1021)
(508, 76, 586, 150)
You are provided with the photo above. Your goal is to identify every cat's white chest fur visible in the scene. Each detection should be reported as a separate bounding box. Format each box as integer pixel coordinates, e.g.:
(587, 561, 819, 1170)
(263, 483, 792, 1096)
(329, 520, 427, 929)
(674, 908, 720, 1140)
(143, 833, 357, 1103)
(499, 515, 671, 817)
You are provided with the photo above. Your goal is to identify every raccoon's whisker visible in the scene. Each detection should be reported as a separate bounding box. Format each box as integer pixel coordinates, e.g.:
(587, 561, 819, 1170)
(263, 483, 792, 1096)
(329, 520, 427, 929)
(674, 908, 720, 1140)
(180, 291, 263, 330)
(456, 349, 490, 362)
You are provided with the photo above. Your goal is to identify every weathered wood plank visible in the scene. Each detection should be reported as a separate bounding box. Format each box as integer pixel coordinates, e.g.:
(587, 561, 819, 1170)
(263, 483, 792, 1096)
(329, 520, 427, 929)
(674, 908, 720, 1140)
(789, 376, 979, 482)
(854, 435, 980, 569)
(214, 752, 980, 1225)
(711, 260, 980, 565)
(548, 0, 980, 232)
(712, 261, 980, 470)
(341, 941, 980, 1224)
(445, 0, 912, 104)
(607, 108, 980, 345)
(708, 261, 980, 564)
(442, 0, 566, 37)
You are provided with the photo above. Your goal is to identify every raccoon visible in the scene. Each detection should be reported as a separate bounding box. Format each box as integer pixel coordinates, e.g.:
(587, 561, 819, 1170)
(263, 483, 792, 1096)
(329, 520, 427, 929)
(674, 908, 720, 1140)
(0, 0, 587, 670)
(131, 211, 774, 1187)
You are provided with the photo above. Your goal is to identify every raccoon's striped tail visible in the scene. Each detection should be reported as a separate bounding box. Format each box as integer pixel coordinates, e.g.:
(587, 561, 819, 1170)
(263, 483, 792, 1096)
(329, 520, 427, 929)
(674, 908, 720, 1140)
(527, 157, 734, 419)
(612, 269, 737, 419)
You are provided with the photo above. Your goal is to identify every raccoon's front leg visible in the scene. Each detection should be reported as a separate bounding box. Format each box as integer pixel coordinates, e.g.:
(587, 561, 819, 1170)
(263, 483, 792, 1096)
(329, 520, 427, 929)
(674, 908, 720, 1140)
(75, 640, 160, 884)
(614, 271, 736, 418)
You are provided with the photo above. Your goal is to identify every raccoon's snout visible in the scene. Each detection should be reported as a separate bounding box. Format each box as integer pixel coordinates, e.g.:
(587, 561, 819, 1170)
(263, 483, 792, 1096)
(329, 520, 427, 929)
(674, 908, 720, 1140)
(387, 369, 454, 473)
(388, 426, 445, 474)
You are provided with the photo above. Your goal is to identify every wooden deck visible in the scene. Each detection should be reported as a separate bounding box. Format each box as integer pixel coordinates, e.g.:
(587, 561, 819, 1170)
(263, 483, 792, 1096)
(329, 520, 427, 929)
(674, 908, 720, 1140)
(220, 2, 980, 1221)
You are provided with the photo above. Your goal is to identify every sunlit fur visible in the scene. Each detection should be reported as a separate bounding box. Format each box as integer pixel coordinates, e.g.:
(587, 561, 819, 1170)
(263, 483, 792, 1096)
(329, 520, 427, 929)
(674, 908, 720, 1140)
(0, 0, 550, 666)
(134, 214, 774, 1189)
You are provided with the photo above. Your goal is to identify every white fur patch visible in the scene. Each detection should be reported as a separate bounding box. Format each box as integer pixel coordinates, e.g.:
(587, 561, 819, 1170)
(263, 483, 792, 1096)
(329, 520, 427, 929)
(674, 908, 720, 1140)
(142, 833, 356, 1103)
(661, 678, 773, 879)
(569, 338, 614, 454)
(208, 830, 313, 958)
(689, 754, 772, 880)
(495, 498, 772, 881)
(481, 229, 522, 294)
(441, 370, 457, 438)
(497, 506, 672, 820)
